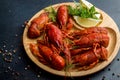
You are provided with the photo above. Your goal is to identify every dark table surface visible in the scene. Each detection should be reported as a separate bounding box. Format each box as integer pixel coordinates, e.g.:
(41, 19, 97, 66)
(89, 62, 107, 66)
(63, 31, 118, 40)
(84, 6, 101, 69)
(0, 0, 120, 80)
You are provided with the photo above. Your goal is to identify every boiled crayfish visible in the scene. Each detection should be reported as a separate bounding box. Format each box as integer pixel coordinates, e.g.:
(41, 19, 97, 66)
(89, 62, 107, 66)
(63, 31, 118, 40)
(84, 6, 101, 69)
(72, 46, 108, 70)
(46, 22, 71, 64)
(27, 13, 49, 38)
(27, 4, 109, 71)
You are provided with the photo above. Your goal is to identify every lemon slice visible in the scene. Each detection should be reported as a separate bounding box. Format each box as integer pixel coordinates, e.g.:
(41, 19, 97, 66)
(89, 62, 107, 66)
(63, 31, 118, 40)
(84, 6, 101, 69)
(73, 16, 102, 28)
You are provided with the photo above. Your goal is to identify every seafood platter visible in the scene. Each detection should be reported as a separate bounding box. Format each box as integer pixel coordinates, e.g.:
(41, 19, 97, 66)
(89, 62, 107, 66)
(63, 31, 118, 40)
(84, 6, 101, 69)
(23, 0, 120, 77)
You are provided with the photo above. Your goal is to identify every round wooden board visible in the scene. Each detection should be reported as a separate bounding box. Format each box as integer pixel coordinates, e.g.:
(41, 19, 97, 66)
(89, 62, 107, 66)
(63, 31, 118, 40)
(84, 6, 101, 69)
(23, 2, 120, 77)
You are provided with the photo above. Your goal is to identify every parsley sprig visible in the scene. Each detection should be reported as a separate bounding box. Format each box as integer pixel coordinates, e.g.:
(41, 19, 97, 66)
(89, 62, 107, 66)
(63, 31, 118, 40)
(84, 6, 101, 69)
(45, 6, 57, 22)
(68, 1, 99, 19)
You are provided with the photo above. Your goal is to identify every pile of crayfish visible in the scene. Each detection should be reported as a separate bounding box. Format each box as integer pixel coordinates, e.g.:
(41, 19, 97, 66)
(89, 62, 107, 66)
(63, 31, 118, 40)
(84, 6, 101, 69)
(27, 5, 109, 71)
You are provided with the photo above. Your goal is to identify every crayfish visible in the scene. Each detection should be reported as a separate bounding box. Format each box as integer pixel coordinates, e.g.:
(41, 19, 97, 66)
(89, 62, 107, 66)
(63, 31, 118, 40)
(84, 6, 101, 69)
(46, 22, 71, 64)
(27, 13, 49, 38)
(72, 46, 108, 70)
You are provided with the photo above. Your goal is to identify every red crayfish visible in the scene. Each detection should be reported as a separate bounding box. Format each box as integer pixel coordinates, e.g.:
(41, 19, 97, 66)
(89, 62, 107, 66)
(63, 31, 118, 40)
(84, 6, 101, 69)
(72, 46, 108, 70)
(28, 13, 49, 38)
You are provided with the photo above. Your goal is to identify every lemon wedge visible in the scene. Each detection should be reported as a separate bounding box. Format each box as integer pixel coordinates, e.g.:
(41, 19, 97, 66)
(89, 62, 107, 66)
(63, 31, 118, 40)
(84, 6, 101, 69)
(72, 0, 102, 28)
(73, 16, 102, 28)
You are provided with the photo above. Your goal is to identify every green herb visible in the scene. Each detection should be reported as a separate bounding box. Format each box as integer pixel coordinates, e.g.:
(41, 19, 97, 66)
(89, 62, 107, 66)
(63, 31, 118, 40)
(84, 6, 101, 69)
(65, 63, 74, 70)
(64, 63, 73, 77)
(45, 6, 57, 22)
(67, 5, 80, 16)
(68, 1, 99, 19)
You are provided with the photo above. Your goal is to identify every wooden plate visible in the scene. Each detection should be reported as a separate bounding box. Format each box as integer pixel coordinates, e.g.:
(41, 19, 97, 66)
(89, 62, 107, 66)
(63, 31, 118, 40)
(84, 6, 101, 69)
(23, 2, 120, 77)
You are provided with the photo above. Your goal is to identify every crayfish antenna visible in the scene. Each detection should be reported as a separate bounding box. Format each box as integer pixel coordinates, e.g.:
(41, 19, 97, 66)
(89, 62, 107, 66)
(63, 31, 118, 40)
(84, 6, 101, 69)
(62, 41, 72, 65)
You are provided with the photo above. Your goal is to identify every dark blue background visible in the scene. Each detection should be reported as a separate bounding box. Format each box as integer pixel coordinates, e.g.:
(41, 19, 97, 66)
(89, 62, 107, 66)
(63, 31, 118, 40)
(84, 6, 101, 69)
(0, 0, 120, 80)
